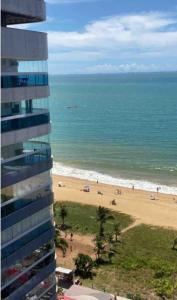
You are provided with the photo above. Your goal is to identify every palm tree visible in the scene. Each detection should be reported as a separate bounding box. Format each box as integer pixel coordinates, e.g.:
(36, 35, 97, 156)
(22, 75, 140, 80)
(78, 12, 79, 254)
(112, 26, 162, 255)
(107, 246, 117, 263)
(106, 232, 114, 244)
(96, 206, 114, 238)
(53, 202, 58, 219)
(105, 232, 117, 263)
(114, 223, 121, 242)
(172, 237, 177, 250)
(55, 229, 68, 257)
(94, 235, 105, 261)
(74, 253, 94, 278)
(59, 205, 68, 227)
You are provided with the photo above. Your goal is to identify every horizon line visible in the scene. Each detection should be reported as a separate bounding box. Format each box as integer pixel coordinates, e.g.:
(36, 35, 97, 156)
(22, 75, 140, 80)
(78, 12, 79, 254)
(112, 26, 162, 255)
(49, 70, 177, 75)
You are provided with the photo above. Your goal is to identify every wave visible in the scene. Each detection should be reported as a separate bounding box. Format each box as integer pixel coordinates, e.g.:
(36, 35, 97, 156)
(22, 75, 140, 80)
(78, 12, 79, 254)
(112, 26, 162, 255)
(52, 161, 177, 195)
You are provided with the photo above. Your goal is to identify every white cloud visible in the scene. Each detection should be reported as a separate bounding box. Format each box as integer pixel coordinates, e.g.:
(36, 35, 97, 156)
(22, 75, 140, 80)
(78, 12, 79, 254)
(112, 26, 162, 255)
(84, 63, 177, 73)
(48, 12, 177, 50)
(47, 11, 177, 73)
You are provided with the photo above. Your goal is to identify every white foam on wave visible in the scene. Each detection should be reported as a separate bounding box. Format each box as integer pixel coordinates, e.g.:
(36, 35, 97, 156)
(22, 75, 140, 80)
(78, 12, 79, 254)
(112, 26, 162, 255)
(52, 161, 177, 195)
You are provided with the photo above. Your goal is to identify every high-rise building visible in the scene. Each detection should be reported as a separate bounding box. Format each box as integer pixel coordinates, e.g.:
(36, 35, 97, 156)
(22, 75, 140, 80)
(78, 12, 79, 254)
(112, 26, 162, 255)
(1, 1, 56, 299)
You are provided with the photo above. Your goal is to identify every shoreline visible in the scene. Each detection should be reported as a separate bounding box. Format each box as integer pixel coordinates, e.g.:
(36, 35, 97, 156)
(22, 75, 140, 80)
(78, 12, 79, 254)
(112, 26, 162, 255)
(52, 174, 177, 230)
(52, 162, 177, 196)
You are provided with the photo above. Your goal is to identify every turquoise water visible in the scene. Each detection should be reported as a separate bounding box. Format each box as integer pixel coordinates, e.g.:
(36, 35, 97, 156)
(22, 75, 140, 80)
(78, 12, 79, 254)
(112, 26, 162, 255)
(48, 72, 177, 191)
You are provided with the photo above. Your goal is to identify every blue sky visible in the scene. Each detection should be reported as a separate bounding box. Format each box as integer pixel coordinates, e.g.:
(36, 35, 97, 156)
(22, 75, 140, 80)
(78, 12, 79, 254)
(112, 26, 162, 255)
(16, 0, 177, 74)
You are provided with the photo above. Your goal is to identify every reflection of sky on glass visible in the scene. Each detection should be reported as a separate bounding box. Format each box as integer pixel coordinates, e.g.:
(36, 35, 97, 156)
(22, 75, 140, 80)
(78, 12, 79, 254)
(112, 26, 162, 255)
(18, 61, 48, 73)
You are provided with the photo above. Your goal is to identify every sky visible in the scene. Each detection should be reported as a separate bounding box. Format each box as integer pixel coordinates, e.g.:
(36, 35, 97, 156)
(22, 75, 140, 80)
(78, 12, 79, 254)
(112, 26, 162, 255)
(15, 0, 177, 74)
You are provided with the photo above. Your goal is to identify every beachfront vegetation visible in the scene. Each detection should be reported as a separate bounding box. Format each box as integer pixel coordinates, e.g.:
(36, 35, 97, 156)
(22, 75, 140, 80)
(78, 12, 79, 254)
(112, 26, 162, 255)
(54, 201, 133, 234)
(96, 206, 114, 238)
(54, 228, 68, 257)
(172, 237, 177, 250)
(86, 225, 177, 299)
(113, 222, 121, 242)
(54, 201, 177, 299)
(94, 235, 105, 261)
(94, 206, 118, 264)
(59, 204, 68, 228)
(74, 253, 94, 278)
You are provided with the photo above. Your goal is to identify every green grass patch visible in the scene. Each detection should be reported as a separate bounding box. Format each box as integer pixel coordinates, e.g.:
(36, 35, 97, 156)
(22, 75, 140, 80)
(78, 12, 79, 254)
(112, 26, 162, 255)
(54, 201, 177, 299)
(84, 224, 177, 299)
(54, 201, 133, 235)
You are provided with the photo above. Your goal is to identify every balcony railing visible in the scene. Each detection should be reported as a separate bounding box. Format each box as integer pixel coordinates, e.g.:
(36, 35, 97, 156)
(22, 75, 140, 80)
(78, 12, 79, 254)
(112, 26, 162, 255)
(1, 220, 53, 260)
(25, 274, 56, 299)
(39, 285, 56, 300)
(1, 73, 48, 89)
(1, 108, 50, 133)
(1, 185, 52, 218)
(1, 252, 55, 300)
(1, 192, 53, 231)
(1, 142, 52, 188)
(1, 227, 55, 271)
(3, 261, 56, 300)
(2, 243, 54, 287)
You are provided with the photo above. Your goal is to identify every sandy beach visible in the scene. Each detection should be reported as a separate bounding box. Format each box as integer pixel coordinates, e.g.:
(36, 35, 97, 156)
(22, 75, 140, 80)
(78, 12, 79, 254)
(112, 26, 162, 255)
(53, 174, 177, 230)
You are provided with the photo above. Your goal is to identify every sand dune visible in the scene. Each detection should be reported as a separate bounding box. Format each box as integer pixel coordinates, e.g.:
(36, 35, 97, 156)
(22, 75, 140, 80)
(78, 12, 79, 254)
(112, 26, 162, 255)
(53, 175, 177, 230)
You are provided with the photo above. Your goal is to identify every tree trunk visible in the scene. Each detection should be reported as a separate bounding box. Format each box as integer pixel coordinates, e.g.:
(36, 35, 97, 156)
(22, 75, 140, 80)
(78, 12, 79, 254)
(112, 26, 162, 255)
(99, 223, 104, 238)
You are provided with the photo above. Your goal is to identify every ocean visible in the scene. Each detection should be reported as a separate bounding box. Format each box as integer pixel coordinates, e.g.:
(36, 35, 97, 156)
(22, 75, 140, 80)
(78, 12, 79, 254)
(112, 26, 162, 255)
(48, 72, 177, 195)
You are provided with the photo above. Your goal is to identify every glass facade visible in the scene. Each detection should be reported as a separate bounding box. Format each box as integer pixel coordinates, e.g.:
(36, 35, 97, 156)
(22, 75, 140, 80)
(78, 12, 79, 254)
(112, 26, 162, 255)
(2, 241, 54, 286)
(2, 59, 48, 73)
(2, 220, 53, 259)
(18, 61, 48, 73)
(1, 171, 51, 200)
(1, 2, 56, 298)
(1, 98, 49, 118)
(2, 206, 53, 245)
(1, 140, 50, 161)
(1, 109, 50, 133)
(1, 252, 55, 299)
(1, 102, 21, 117)
(2, 144, 51, 179)
(1, 187, 52, 218)
(25, 273, 56, 300)
(1, 73, 48, 88)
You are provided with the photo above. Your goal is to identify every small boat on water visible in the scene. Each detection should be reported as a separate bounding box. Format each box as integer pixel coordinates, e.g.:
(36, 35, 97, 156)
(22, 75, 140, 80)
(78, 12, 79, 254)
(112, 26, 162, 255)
(66, 105, 78, 109)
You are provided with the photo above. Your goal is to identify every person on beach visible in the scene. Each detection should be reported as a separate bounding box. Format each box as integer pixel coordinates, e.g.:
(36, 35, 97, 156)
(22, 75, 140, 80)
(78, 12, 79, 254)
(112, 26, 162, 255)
(70, 232, 73, 241)
(97, 190, 103, 195)
(97, 180, 99, 184)
(112, 199, 117, 205)
(116, 189, 121, 195)
(114, 189, 118, 195)
(157, 186, 161, 193)
(132, 185, 135, 191)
